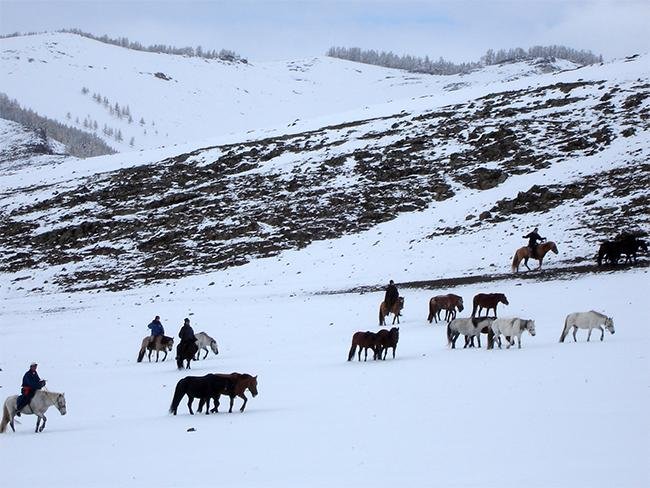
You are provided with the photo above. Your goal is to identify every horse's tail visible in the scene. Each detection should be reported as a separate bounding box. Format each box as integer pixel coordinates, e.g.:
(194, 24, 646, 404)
(379, 303, 385, 326)
(427, 299, 434, 323)
(137, 337, 149, 362)
(559, 316, 570, 343)
(446, 323, 453, 347)
(512, 250, 520, 272)
(169, 379, 186, 414)
(347, 341, 357, 362)
(0, 401, 10, 433)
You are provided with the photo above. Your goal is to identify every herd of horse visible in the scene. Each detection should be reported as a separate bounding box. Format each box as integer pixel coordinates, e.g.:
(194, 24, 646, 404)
(5, 233, 642, 432)
(349, 288, 615, 361)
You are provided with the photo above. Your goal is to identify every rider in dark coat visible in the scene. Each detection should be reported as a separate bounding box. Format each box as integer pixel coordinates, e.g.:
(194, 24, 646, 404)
(384, 280, 399, 314)
(16, 362, 46, 415)
(523, 228, 546, 259)
(177, 318, 197, 359)
(148, 315, 165, 349)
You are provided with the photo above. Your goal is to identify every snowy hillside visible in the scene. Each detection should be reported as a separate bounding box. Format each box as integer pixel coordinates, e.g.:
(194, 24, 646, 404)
(1, 51, 648, 293)
(1, 32, 580, 152)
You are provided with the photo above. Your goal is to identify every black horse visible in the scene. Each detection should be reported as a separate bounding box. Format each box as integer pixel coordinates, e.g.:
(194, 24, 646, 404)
(169, 374, 235, 415)
(597, 233, 648, 266)
(176, 340, 199, 370)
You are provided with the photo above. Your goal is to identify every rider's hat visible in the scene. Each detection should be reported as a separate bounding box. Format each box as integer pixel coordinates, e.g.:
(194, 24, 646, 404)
(30, 362, 38, 367)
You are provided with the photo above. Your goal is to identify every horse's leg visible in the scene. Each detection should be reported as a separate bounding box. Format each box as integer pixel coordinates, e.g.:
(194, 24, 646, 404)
(587, 328, 592, 342)
(148, 349, 152, 362)
(229, 395, 235, 413)
(162, 350, 168, 361)
(524, 258, 531, 271)
(477, 334, 481, 348)
(203, 348, 208, 360)
(517, 334, 522, 349)
(538, 257, 543, 270)
(239, 394, 248, 413)
(573, 327, 578, 342)
(599, 326, 604, 341)
(155, 350, 160, 362)
(39, 414, 47, 432)
(188, 397, 194, 415)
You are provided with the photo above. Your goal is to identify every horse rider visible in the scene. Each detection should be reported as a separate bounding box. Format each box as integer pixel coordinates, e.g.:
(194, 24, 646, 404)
(15, 362, 46, 417)
(147, 315, 165, 349)
(178, 317, 196, 356)
(384, 280, 400, 315)
(523, 227, 546, 259)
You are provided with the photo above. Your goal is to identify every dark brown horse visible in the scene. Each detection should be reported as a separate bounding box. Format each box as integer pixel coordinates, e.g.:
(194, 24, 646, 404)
(169, 374, 235, 415)
(137, 335, 174, 362)
(379, 297, 404, 326)
(471, 293, 509, 318)
(427, 294, 464, 324)
(176, 341, 199, 370)
(512, 241, 558, 272)
(207, 372, 259, 413)
(376, 327, 399, 360)
(348, 331, 381, 361)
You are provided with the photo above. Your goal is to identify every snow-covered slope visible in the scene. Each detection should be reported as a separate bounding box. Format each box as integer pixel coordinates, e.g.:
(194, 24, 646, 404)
(1, 32, 580, 152)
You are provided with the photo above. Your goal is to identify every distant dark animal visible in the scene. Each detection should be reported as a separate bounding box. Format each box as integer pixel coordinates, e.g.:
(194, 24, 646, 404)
(559, 311, 614, 343)
(194, 332, 219, 360)
(348, 331, 381, 361)
(472, 293, 509, 318)
(376, 327, 399, 360)
(379, 296, 404, 326)
(1, 390, 67, 433)
(427, 294, 463, 323)
(597, 236, 647, 266)
(205, 373, 259, 413)
(176, 340, 199, 370)
(137, 335, 174, 362)
(169, 374, 235, 415)
(512, 241, 558, 272)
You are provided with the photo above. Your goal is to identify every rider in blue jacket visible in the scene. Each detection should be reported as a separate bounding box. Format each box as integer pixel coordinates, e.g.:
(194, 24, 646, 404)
(16, 362, 46, 416)
(148, 315, 165, 349)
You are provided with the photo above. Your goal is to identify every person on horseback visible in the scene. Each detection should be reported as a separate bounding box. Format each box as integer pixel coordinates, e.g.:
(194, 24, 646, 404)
(148, 315, 165, 349)
(384, 280, 400, 316)
(523, 228, 546, 259)
(15, 362, 46, 417)
(177, 317, 196, 358)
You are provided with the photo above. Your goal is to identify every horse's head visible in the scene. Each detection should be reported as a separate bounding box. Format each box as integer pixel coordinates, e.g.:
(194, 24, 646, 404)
(499, 294, 509, 305)
(550, 242, 559, 254)
(247, 375, 259, 398)
(397, 297, 405, 310)
(56, 393, 67, 415)
(605, 317, 615, 334)
(457, 297, 464, 313)
(526, 320, 536, 336)
(166, 339, 174, 351)
(210, 340, 219, 355)
(390, 327, 399, 342)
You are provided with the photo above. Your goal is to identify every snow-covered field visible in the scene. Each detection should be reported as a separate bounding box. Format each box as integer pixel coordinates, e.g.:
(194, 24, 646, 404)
(1, 262, 648, 487)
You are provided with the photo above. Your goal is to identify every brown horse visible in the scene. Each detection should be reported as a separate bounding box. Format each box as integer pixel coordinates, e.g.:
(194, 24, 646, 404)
(212, 373, 258, 413)
(348, 331, 380, 361)
(379, 297, 404, 326)
(376, 327, 399, 360)
(137, 335, 174, 362)
(512, 241, 558, 272)
(427, 294, 464, 324)
(471, 293, 509, 318)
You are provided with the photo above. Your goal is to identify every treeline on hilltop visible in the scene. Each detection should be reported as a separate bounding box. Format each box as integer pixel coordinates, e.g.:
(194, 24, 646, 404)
(326, 45, 603, 75)
(0, 28, 247, 64)
(0, 93, 116, 158)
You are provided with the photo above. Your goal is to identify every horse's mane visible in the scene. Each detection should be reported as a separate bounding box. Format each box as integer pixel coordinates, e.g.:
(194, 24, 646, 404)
(588, 310, 607, 319)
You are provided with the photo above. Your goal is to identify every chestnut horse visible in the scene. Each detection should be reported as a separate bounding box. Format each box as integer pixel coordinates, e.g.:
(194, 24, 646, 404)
(376, 327, 399, 360)
(427, 294, 464, 324)
(471, 293, 509, 318)
(207, 373, 259, 413)
(348, 331, 380, 361)
(512, 241, 558, 272)
(379, 297, 404, 326)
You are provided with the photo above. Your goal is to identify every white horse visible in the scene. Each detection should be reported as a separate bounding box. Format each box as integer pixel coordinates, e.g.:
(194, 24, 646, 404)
(447, 317, 493, 349)
(194, 332, 219, 360)
(1, 389, 67, 433)
(491, 317, 536, 349)
(560, 311, 615, 342)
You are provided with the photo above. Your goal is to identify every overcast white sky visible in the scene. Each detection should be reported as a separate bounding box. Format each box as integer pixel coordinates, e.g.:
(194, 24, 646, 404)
(1, 0, 649, 62)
